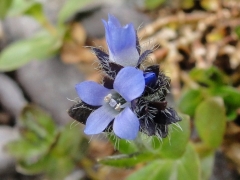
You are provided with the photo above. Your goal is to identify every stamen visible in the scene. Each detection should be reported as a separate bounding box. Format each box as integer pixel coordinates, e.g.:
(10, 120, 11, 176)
(115, 103, 121, 111)
(104, 94, 112, 102)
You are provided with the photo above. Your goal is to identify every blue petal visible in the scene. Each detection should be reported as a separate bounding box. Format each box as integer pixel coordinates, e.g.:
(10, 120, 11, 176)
(75, 81, 111, 106)
(103, 15, 139, 66)
(114, 67, 145, 101)
(113, 107, 139, 140)
(108, 14, 121, 28)
(84, 104, 118, 135)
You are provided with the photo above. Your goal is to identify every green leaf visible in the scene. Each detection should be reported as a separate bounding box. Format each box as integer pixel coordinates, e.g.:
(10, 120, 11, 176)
(200, 153, 215, 180)
(235, 26, 240, 39)
(53, 124, 87, 160)
(6, 105, 58, 161)
(8, 0, 42, 17)
(58, 0, 92, 25)
(144, 0, 166, 10)
(195, 97, 226, 148)
(227, 109, 238, 121)
(210, 86, 240, 109)
(8, 0, 56, 34)
(99, 152, 155, 168)
(178, 89, 204, 116)
(16, 156, 49, 175)
(5, 139, 49, 161)
(0, 31, 61, 71)
(189, 67, 228, 87)
(23, 2, 47, 24)
(151, 114, 190, 159)
(209, 86, 240, 121)
(181, 0, 194, 9)
(0, 0, 13, 19)
(127, 144, 200, 180)
(108, 135, 138, 154)
(193, 142, 215, 179)
(17, 154, 75, 179)
(20, 104, 56, 139)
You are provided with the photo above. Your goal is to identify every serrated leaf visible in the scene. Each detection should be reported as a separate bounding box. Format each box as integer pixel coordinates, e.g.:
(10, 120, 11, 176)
(0, 0, 13, 19)
(99, 152, 155, 168)
(151, 114, 190, 159)
(53, 124, 87, 160)
(5, 139, 49, 161)
(0, 31, 61, 71)
(127, 144, 200, 180)
(178, 89, 204, 116)
(195, 97, 226, 148)
(58, 0, 92, 25)
(16, 156, 49, 175)
(17, 154, 75, 179)
(20, 104, 56, 139)
(108, 135, 138, 154)
(144, 0, 166, 10)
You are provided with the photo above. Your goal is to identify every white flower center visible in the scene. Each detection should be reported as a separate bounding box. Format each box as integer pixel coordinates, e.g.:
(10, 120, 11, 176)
(104, 94, 122, 111)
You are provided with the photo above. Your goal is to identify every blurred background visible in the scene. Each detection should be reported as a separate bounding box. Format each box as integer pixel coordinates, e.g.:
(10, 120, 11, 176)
(0, 0, 240, 179)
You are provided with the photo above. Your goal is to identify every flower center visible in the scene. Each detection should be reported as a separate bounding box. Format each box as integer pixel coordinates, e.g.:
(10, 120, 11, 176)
(104, 94, 122, 111)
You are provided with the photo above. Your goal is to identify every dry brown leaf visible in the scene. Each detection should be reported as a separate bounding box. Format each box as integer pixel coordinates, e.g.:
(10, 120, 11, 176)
(61, 23, 96, 64)
(88, 139, 114, 159)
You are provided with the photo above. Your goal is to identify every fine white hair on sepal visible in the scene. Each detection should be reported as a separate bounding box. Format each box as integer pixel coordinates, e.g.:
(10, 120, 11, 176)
(172, 122, 183, 131)
(70, 120, 80, 129)
(66, 97, 80, 103)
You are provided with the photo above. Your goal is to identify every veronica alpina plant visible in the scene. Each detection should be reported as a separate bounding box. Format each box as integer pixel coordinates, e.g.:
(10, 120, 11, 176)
(68, 14, 181, 140)
(75, 67, 145, 140)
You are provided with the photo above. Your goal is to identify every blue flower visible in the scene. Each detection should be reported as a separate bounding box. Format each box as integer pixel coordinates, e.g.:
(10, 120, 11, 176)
(102, 14, 140, 67)
(75, 67, 145, 140)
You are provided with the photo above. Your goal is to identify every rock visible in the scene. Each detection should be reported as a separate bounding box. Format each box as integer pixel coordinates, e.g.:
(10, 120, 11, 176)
(0, 74, 27, 119)
(16, 57, 85, 125)
(0, 126, 19, 175)
(211, 151, 240, 180)
(80, 0, 151, 38)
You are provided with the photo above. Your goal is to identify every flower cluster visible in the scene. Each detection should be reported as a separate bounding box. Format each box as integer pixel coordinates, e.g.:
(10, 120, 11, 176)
(68, 14, 181, 140)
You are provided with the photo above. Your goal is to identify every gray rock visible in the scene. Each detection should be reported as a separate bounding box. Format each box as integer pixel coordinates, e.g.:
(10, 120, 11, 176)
(0, 126, 19, 175)
(80, 0, 151, 38)
(0, 74, 27, 118)
(2, 16, 40, 43)
(211, 151, 240, 180)
(16, 57, 85, 125)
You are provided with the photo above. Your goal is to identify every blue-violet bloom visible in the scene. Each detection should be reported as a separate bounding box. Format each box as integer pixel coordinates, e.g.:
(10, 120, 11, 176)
(75, 67, 145, 140)
(102, 14, 139, 67)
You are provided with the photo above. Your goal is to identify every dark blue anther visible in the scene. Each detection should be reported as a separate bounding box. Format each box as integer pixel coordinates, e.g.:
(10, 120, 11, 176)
(144, 72, 157, 87)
